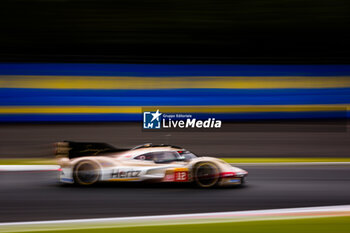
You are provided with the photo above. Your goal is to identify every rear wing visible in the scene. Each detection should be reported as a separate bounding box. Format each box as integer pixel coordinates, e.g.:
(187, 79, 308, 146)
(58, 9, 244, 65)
(55, 141, 128, 159)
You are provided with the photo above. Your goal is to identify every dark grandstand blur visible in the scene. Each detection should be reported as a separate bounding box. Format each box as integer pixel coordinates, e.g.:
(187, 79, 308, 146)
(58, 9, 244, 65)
(1, 0, 349, 64)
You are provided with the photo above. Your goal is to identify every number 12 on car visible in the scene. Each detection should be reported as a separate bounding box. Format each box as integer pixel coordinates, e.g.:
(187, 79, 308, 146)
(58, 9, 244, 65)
(174, 169, 188, 182)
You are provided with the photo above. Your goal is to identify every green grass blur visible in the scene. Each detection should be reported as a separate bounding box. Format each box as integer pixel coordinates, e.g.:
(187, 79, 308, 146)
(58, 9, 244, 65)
(12, 216, 350, 233)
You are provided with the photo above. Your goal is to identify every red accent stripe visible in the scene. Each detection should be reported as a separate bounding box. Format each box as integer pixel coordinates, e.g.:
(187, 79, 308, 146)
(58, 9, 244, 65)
(220, 172, 236, 177)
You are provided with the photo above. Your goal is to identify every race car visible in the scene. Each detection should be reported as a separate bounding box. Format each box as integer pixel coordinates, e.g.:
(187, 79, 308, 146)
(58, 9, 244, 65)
(55, 141, 248, 188)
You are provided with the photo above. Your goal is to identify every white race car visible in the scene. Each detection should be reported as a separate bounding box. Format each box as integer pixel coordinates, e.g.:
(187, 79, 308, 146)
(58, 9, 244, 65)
(56, 141, 248, 188)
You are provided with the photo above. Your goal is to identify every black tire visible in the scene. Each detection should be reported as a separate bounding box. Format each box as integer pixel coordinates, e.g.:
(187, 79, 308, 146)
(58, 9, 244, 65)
(73, 160, 100, 186)
(193, 162, 220, 188)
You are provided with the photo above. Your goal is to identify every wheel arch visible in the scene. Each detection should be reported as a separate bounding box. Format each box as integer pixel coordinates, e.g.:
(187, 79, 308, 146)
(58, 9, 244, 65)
(192, 161, 221, 188)
(72, 159, 103, 185)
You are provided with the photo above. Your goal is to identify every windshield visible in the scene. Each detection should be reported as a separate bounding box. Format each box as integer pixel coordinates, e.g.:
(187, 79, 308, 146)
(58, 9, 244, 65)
(135, 151, 182, 163)
(153, 151, 179, 163)
(134, 150, 197, 163)
(179, 151, 197, 160)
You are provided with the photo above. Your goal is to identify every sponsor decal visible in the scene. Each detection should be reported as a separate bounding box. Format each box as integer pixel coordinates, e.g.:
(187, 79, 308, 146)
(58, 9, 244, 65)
(229, 178, 241, 183)
(163, 168, 189, 182)
(143, 109, 222, 130)
(60, 178, 74, 183)
(163, 173, 175, 182)
(111, 169, 141, 178)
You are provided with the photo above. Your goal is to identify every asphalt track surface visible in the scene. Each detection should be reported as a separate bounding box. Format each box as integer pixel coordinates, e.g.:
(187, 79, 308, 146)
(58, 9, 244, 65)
(1, 164, 350, 223)
(0, 122, 350, 158)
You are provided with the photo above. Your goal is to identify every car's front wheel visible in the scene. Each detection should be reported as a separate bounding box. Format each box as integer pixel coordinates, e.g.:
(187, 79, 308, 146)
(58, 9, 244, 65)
(193, 162, 220, 188)
(73, 160, 100, 186)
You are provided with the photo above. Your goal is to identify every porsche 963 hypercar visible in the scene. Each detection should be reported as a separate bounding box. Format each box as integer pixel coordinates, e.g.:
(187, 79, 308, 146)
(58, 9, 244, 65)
(56, 141, 247, 188)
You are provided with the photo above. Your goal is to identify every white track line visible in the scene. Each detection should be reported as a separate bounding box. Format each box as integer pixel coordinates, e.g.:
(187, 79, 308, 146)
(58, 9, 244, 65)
(0, 165, 60, 171)
(0, 205, 350, 232)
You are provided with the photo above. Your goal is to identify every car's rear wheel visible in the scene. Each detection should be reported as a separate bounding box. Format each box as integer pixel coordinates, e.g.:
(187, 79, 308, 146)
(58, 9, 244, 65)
(73, 161, 100, 186)
(194, 162, 220, 188)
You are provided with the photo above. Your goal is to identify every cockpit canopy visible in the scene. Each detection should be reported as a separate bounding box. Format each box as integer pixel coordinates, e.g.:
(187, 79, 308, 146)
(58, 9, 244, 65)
(133, 150, 197, 163)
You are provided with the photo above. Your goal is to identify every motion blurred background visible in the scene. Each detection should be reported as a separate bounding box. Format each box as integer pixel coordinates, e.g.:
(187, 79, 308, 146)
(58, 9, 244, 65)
(1, 1, 350, 231)
(0, 0, 350, 159)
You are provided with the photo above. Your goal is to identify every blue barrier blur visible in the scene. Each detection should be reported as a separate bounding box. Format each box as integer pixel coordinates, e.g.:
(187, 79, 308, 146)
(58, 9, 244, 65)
(0, 64, 349, 122)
